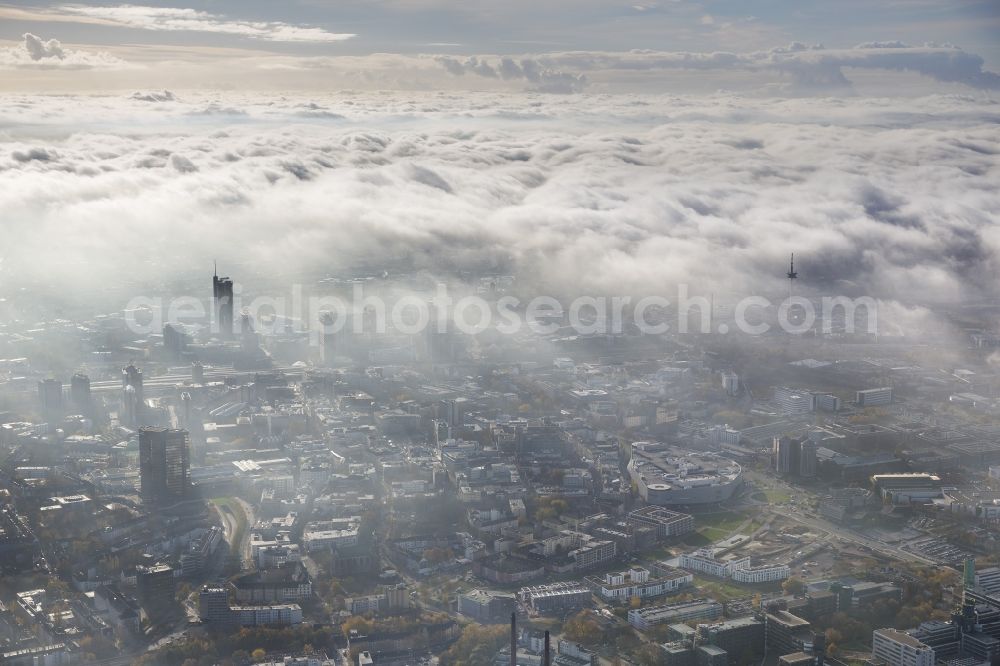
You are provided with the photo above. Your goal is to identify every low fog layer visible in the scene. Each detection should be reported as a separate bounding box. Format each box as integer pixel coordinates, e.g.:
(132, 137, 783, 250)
(0, 91, 997, 311)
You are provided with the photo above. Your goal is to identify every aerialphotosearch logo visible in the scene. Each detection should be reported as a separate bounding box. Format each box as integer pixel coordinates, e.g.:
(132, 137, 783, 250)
(123, 282, 878, 343)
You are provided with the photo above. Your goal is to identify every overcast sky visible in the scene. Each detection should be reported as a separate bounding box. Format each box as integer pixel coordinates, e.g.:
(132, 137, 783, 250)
(1, 0, 998, 93)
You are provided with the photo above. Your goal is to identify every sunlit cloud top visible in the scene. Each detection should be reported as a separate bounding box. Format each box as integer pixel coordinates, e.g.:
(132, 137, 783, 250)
(54, 4, 355, 42)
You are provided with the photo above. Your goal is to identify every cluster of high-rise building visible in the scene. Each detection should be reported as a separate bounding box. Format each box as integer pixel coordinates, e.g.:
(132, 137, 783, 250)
(3, 261, 1000, 666)
(773, 435, 818, 478)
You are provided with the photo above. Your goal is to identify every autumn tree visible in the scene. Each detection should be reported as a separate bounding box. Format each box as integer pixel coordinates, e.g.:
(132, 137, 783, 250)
(564, 611, 602, 647)
(341, 615, 375, 638)
(439, 624, 507, 666)
(782, 576, 806, 596)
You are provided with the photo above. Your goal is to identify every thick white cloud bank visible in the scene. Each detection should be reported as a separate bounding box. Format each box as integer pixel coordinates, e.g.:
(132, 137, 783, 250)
(4, 38, 998, 96)
(0, 33, 134, 70)
(438, 43, 1000, 94)
(0, 91, 998, 311)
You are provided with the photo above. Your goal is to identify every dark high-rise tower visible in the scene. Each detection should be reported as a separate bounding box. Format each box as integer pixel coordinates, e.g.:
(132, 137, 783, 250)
(122, 362, 145, 427)
(139, 427, 190, 507)
(123, 363, 143, 395)
(179, 391, 194, 429)
(213, 264, 234, 338)
(70, 373, 91, 413)
(424, 299, 456, 362)
(319, 311, 338, 366)
(510, 613, 516, 666)
(162, 323, 188, 358)
(773, 436, 802, 476)
(240, 312, 258, 353)
(38, 378, 63, 418)
(137, 563, 176, 619)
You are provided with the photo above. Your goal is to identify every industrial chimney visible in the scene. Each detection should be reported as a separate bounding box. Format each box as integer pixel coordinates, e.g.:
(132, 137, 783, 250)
(510, 612, 517, 666)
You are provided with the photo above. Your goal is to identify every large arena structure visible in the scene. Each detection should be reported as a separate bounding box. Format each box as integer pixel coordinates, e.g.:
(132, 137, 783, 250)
(627, 442, 744, 506)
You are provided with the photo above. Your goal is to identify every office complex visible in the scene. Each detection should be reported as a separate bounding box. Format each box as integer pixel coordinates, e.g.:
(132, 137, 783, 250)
(198, 586, 302, 628)
(857, 387, 893, 407)
(975, 567, 1000, 597)
(628, 599, 724, 630)
(774, 387, 814, 415)
(626, 506, 695, 538)
(871, 473, 943, 504)
(765, 611, 813, 657)
(698, 617, 765, 666)
(518, 583, 592, 615)
(457, 589, 516, 623)
(872, 628, 935, 666)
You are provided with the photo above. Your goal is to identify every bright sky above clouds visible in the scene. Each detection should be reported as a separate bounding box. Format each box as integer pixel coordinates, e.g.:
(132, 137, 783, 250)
(0, 0, 998, 93)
